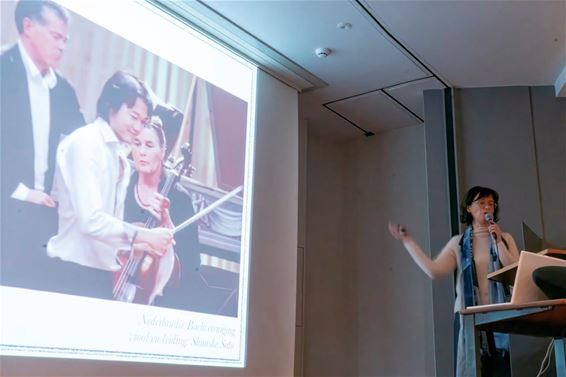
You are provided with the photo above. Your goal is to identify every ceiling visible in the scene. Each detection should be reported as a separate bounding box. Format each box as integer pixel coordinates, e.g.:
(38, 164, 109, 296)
(158, 0, 566, 140)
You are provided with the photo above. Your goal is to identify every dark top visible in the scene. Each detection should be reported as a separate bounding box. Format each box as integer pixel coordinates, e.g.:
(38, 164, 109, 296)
(124, 172, 200, 310)
(1, 44, 85, 200)
(0, 44, 85, 290)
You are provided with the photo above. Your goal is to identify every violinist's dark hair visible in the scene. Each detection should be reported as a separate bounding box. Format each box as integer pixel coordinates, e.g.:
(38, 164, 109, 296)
(459, 186, 500, 225)
(96, 71, 153, 122)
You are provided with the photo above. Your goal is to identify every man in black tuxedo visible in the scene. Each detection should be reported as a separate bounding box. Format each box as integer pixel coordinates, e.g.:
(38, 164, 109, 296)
(1, 0, 84, 290)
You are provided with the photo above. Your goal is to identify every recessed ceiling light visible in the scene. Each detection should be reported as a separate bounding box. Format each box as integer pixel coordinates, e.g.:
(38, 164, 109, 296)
(336, 22, 352, 30)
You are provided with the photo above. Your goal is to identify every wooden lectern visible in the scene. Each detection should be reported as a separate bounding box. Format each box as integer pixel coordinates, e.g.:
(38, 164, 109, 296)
(461, 249, 566, 377)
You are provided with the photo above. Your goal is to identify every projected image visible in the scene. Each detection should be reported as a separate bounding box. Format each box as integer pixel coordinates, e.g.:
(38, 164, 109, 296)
(1, 0, 254, 367)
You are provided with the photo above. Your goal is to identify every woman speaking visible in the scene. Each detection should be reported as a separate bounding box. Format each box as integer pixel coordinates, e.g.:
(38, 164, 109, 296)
(388, 186, 519, 377)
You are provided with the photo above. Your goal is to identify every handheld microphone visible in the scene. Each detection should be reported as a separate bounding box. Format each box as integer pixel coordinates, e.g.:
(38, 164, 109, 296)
(484, 212, 498, 240)
(484, 213, 500, 265)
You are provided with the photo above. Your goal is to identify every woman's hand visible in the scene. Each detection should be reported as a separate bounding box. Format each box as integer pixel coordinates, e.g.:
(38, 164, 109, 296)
(145, 193, 171, 223)
(160, 208, 174, 229)
(487, 221, 503, 242)
(388, 222, 410, 242)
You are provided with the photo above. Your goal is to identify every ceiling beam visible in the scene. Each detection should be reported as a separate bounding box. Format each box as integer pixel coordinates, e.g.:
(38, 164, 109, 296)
(148, 0, 327, 92)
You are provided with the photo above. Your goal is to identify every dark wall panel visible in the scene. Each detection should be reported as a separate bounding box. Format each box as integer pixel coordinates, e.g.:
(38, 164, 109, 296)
(453, 86, 543, 250)
(530, 86, 566, 248)
(423, 89, 456, 377)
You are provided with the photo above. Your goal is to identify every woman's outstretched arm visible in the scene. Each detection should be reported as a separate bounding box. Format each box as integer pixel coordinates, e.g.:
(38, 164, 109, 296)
(388, 222, 458, 280)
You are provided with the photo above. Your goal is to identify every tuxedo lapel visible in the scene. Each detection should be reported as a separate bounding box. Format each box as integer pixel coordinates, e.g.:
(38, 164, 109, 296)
(1, 44, 85, 194)
(1, 45, 35, 192)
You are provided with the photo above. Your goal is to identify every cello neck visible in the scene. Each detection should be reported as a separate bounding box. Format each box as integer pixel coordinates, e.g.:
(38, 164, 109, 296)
(143, 170, 178, 229)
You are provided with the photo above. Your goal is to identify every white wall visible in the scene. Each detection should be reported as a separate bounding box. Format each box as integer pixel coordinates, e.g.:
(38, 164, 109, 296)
(347, 126, 435, 377)
(303, 134, 358, 376)
(294, 116, 308, 377)
(303, 124, 436, 376)
(1, 70, 299, 377)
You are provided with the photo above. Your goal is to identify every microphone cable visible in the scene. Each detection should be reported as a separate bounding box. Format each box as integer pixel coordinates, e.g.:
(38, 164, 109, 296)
(536, 339, 555, 377)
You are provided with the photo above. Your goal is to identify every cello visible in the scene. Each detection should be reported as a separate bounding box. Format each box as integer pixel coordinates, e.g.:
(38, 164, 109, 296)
(112, 144, 193, 304)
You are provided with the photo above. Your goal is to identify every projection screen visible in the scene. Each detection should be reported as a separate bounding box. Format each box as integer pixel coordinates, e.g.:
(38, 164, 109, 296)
(0, 0, 256, 367)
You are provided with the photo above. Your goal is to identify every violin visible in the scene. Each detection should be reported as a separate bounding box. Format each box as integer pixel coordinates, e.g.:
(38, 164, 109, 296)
(112, 144, 192, 304)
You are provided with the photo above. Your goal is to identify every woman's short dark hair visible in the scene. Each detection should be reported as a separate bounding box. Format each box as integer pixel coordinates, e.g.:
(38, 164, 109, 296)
(15, 0, 69, 34)
(459, 186, 500, 225)
(96, 71, 154, 122)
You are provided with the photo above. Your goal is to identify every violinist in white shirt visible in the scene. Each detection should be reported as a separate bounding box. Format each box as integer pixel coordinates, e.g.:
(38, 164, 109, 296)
(46, 71, 174, 299)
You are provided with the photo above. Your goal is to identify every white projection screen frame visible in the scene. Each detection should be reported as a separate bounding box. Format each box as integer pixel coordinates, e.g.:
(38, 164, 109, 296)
(0, 0, 256, 367)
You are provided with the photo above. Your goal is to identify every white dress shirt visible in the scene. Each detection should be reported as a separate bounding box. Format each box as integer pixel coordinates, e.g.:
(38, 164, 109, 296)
(47, 118, 138, 270)
(11, 40, 58, 200)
